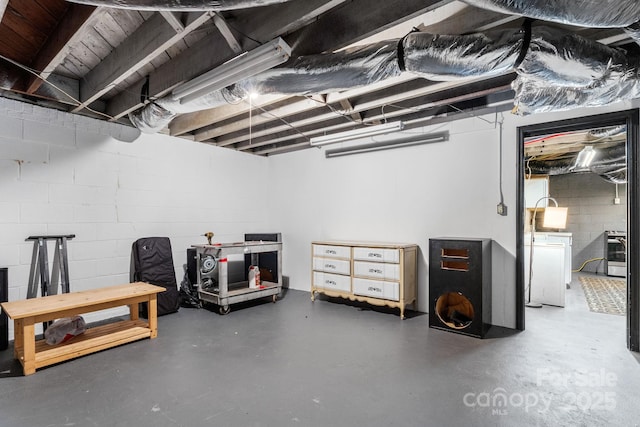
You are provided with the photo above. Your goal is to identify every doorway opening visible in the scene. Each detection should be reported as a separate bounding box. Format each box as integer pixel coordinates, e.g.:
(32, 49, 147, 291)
(516, 109, 639, 351)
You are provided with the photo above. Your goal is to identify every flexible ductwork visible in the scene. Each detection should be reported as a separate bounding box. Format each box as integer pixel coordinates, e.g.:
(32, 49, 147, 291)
(401, 29, 524, 80)
(130, 31, 527, 131)
(519, 27, 629, 88)
(624, 22, 640, 46)
(512, 73, 640, 115)
(130, 86, 244, 133)
(526, 144, 627, 183)
(460, 0, 640, 28)
(65, 0, 296, 11)
(131, 41, 402, 131)
(236, 41, 402, 95)
(130, 21, 640, 131)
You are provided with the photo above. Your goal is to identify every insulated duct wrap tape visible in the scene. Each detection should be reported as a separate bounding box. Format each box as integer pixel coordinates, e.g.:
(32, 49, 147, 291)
(460, 0, 640, 28)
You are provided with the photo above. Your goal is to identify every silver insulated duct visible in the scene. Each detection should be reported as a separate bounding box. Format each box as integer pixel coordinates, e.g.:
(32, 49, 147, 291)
(65, 0, 297, 11)
(512, 26, 639, 115)
(460, 0, 640, 28)
(236, 41, 402, 95)
(401, 29, 524, 80)
(129, 0, 640, 131)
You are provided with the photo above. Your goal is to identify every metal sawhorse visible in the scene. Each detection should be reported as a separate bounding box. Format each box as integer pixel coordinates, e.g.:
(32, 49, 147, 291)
(26, 234, 75, 296)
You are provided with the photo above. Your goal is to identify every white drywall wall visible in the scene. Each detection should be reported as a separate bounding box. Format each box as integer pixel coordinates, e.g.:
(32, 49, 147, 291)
(267, 101, 636, 328)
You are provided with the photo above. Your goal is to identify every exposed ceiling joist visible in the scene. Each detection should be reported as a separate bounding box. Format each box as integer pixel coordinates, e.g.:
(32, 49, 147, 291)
(212, 13, 242, 53)
(169, 94, 286, 136)
(283, 0, 453, 55)
(339, 99, 363, 123)
(193, 75, 419, 142)
(210, 74, 512, 148)
(73, 11, 213, 113)
(105, 0, 346, 120)
(2, 0, 637, 157)
(24, 4, 97, 94)
(229, 0, 348, 42)
(247, 83, 513, 155)
(159, 11, 184, 33)
(175, 73, 417, 138)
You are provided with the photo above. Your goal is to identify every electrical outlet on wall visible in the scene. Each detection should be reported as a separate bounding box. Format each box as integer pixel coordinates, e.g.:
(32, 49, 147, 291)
(497, 202, 508, 216)
(614, 197, 621, 205)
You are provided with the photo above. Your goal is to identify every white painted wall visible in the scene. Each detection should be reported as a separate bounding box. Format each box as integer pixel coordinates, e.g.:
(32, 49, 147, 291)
(267, 101, 637, 328)
(1, 96, 636, 336)
(0, 98, 269, 338)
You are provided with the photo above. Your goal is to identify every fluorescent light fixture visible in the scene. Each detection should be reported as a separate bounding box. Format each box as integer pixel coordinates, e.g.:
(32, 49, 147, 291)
(172, 37, 291, 104)
(325, 131, 448, 158)
(575, 145, 596, 168)
(310, 121, 404, 146)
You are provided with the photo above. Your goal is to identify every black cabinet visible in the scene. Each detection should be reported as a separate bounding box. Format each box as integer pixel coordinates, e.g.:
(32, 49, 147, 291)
(429, 238, 491, 338)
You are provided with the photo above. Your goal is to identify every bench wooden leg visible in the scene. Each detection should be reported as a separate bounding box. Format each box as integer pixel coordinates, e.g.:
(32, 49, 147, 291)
(13, 319, 23, 360)
(128, 304, 139, 321)
(148, 294, 158, 339)
(22, 318, 36, 376)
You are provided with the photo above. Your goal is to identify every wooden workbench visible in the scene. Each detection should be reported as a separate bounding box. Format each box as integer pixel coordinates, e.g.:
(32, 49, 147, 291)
(0, 282, 165, 375)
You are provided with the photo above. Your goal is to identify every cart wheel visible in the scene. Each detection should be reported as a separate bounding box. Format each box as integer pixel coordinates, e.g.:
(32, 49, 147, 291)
(272, 295, 277, 303)
(219, 305, 230, 315)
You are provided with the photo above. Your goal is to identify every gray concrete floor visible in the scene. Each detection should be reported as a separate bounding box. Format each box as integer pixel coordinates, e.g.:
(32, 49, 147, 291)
(1, 273, 639, 427)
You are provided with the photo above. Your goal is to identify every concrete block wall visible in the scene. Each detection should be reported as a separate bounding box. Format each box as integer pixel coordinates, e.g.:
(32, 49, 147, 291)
(550, 173, 627, 274)
(0, 97, 269, 338)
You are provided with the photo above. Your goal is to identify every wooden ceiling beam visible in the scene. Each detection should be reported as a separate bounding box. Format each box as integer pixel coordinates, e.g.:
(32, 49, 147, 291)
(169, 94, 287, 136)
(229, 0, 348, 43)
(193, 75, 417, 142)
(339, 99, 363, 123)
(283, 0, 453, 55)
(212, 13, 242, 54)
(245, 83, 512, 154)
(108, 0, 441, 124)
(73, 11, 213, 113)
(174, 73, 416, 137)
(212, 75, 511, 147)
(24, 4, 97, 94)
(180, 0, 453, 140)
(105, 0, 344, 120)
(159, 11, 184, 33)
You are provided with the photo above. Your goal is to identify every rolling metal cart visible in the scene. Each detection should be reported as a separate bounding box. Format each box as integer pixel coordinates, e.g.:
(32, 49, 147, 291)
(192, 241, 282, 314)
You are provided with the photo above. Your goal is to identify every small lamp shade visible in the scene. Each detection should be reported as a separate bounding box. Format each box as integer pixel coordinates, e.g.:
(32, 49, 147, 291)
(543, 206, 568, 229)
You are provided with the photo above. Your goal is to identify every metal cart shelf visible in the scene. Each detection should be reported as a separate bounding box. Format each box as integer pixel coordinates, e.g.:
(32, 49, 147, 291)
(192, 241, 282, 314)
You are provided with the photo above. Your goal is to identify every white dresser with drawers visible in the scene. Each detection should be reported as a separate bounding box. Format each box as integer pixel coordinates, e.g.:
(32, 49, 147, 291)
(311, 241, 418, 319)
